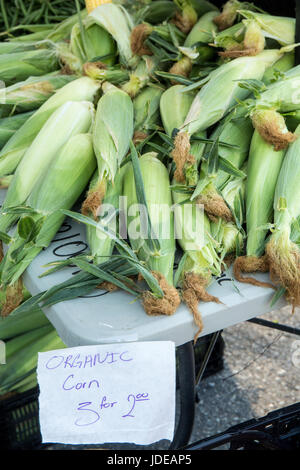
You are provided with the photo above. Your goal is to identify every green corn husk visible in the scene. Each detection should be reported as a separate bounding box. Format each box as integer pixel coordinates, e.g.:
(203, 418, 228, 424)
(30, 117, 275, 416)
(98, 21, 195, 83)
(238, 10, 296, 46)
(0, 133, 96, 288)
(160, 84, 195, 137)
(121, 55, 162, 98)
(46, 9, 88, 43)
(192, 107, 253, 218)
(70, 19, 116, 66)
(182, 49, 287, 136)
(133, 84, 164, 135)
(138, 0, 178, 23)
(173, 48, 290, 166)
(245, 131, 286, 259)
(0, 112, 34, 150)
(7, 372, 38, 394)
(86, 164, 126, 265)
(5, 324, 53, 360)
(0, 175, 13, 189)
(160, 84, 205, 186)
(0, 329, 66, 394)
(0, 73, 76, 114)
(211, 21, 246, 50)
(184, 10, 219, 47)
(0, 40, 48, 54)
(210, 168, 246, 259)
(262, 52, 295, 85)
(0, 100, 94, 234)
(234, 129, 286, 286)
(264, 124, 300, 309)
(82, 83, 134, 221)
(249, 64, 300, 150)
(172, 0, 198, 34)
(285, 109, 300, 133)
(0, 305, 49, 340)
(0, 48, 60, 86)
(172, 184, 222, 340)
(199, 107, 253, 191)
(123, 152, 176, 286)
(88, 3, 138, 68)
(189, 0, 219, 16)
(0, 76, 100, 178)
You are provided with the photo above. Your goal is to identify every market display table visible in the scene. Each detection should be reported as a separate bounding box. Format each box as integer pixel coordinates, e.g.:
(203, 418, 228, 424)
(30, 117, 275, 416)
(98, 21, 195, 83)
(18, 210, 287, 449)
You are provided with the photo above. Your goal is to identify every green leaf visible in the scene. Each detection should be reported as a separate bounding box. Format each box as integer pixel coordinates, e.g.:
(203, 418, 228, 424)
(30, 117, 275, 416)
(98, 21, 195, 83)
(129, 140, 160, 252)
(73, 258, 139, 297)
(0, 230, 12, 244)
(270, 286, 286, 308)
(219, 157, 247, 179)
(17, 216, 36, 240)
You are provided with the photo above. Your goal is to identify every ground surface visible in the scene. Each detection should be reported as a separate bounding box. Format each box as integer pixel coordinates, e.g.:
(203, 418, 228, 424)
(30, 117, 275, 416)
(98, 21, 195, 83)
(46, 305, 300, 450)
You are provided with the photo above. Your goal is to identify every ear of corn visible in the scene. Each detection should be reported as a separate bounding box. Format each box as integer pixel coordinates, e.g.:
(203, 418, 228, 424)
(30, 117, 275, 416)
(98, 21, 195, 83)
(82, 83, 134, 222)
(184, 10, 219, 47)
(0, 101, 94, 234)
(160, 84, 195, 137)
(0, 305, 49, 340)
(249, 64, 300, 149)
(133, 85, 164, 135)
(245, 130, 286, 258)
(262, 52, 295, 85)
(86, 164, 127, 265)
(5, 324, 53, 359)
(138, 0, 178, 24)
(0, 48, 59, 86)
(0, 73, 76, 114)
(0, 133, 96, 288)
(197, 107, 253, 195)
(264, 124, 300, 308)
(70, 20, 116, 66)
(238, 9, 296, 46)
(85, 0, 112, 14)
(88, 3, 137, 68)
(123, 152, 176, 286)
(182, 49, 287, 138)
(0, 111, 34, 150)
(0, 76, 100, 178)
(172, 181, 222, 340)
(0, 328, 66, 395)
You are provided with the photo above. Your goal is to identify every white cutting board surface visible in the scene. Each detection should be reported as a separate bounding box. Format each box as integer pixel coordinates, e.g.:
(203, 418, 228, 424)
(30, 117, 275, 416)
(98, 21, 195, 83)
(1, 190, 286, 347)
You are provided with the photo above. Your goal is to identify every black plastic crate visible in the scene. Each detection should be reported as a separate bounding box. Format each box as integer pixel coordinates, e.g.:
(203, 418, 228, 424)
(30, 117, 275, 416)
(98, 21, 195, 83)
(0, 387, 42, 450)
(184, 402, 300, 450)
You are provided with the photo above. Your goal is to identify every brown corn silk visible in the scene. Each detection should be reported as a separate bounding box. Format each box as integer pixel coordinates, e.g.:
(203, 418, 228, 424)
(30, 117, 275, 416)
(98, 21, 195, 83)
(142, 272, 181, 317)
(171, 131, 195, 183)
(182, 272, 222, 343)
(130, 24, 153, 56)
(251, 109, 297, 151)
(81, 179, 106, 220)
(233, 255, 275, 289)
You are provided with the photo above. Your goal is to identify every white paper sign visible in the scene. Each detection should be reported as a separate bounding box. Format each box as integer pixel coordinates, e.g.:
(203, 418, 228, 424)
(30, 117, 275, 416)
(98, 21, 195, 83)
(37, 341, 176, 445)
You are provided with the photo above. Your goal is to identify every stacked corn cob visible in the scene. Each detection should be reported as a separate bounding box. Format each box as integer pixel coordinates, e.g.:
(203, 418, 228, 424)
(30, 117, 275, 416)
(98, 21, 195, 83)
(0, 0, 300, 362)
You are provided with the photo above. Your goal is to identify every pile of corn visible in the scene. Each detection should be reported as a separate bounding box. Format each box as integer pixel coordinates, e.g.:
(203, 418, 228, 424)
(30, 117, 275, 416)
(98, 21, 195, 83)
(1, 0, 300, 364)
(0, 288, 66, 398)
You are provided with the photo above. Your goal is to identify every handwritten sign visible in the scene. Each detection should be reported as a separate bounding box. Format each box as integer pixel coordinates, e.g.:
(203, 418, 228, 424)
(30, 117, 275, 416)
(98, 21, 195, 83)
(37, 341, 176, 446)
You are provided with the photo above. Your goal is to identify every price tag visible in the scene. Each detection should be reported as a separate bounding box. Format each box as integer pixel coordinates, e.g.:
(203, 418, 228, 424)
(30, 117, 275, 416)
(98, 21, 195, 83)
(37, 341, 176, 445)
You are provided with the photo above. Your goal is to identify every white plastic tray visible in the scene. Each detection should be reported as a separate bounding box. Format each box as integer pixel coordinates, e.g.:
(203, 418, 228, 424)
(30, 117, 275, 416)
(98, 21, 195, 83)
(1, 190, 286, 347)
